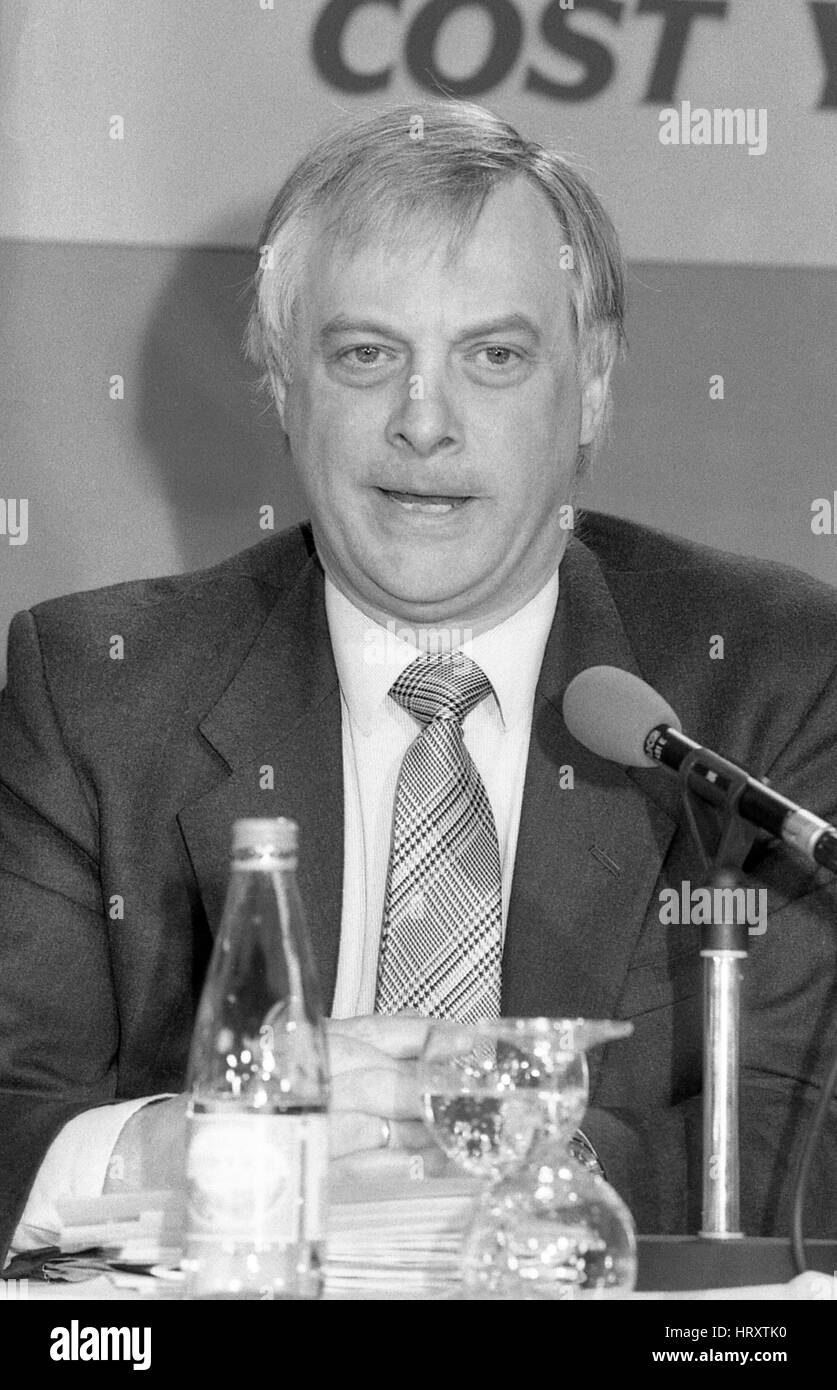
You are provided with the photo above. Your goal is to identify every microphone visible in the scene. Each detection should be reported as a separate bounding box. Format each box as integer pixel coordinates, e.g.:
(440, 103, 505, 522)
(562, 665, 837, 875)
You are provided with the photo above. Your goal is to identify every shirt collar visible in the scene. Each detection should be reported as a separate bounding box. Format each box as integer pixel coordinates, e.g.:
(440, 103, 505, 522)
(326, 569, 560, 736)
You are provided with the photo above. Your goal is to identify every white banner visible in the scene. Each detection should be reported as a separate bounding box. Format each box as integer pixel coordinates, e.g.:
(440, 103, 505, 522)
(0, 0, 835, 262)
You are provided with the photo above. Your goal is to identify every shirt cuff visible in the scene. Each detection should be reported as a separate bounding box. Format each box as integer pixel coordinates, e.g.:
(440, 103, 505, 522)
(7, 1094, 176, 1258)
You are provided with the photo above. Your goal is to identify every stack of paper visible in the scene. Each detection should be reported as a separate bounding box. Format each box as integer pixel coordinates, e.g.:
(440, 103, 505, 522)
(44, 1190, 837, 1301)
(57, 1189, 185, 1270)
(55, 1178, 479, 1298)
(325, 1180, 477, 1298)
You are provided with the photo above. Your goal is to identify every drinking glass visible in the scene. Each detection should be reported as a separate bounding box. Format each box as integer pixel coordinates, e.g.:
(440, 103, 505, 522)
(419, 1017, 588, 1180)
(419, 1016, 637, 1299)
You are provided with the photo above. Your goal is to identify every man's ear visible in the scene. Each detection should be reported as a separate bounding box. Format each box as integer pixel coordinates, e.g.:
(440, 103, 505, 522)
(268, 369, 288, 430)
(579, 360, 614, 447)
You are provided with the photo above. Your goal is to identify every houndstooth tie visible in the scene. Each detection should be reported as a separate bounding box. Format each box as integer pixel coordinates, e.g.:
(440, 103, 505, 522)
(375, 653, 503, 1022)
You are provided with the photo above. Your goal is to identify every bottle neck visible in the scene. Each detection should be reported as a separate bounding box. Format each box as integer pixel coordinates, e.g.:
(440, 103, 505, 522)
(231, 851, 298, 873)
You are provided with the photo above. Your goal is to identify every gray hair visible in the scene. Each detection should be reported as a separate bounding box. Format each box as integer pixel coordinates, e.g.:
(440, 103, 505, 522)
(245, 101, 626, 411)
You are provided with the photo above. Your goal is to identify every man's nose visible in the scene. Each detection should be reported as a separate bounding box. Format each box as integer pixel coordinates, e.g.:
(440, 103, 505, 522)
(384, 371, 462, 458)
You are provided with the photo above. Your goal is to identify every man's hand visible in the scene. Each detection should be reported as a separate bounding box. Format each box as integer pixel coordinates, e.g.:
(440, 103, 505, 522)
(103, 1095, 188, 1194)
(326, 1013, 456, 1186)
(326, 1014, 430, 1157)
(102, 1015, 451, 1196)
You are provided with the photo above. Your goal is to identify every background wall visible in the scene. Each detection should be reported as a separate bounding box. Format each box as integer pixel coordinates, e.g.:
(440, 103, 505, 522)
(2, 0, 836, 683)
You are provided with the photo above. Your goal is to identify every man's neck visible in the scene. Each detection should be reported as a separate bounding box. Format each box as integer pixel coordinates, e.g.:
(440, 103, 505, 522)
(320, 540, 569, 645)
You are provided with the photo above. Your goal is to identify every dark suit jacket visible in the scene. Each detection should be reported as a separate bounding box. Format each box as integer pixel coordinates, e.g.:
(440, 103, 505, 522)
(2, 511, 837, 1264)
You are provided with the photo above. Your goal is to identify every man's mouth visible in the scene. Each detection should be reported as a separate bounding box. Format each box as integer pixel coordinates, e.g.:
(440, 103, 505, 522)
(377, 488, 471, 514)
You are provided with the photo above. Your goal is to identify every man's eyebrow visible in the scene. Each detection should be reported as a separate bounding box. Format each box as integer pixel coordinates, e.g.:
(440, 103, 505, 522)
(319, 312, 543, 344)
(319, 315, 403, 343)
(452, 314, 542, 344)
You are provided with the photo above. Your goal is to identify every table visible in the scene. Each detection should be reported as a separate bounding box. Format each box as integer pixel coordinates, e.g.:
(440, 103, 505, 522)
(11, 1237, 837, 1300)
(636, 1236, 837, 1291)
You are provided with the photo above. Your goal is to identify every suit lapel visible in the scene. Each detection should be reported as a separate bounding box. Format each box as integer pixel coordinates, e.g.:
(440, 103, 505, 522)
(177, 553, 344, 1010)
(502, 530, 678, 1091)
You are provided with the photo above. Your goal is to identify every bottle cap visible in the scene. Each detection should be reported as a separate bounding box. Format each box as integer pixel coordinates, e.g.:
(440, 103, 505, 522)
(231, 817, 298, 855)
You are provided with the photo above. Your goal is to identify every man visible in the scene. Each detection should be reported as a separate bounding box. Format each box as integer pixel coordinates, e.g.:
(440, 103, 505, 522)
(1, 100, 836, 1267)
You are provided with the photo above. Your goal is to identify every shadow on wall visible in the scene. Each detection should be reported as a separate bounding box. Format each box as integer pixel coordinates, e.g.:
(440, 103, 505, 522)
(135, 222, 308, 574)
(0, 226, 311, 685)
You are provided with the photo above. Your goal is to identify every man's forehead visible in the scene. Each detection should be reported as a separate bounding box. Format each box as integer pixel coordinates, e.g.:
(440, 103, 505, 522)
(302, 179, 573, 330)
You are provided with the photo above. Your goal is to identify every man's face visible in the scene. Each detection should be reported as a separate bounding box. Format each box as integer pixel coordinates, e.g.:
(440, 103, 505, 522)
(280, 177, 609, 631)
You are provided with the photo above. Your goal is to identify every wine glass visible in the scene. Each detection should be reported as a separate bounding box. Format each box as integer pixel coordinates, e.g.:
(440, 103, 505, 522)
(419, 1016, 638, 1299)
(419, 1017, 589, 1182)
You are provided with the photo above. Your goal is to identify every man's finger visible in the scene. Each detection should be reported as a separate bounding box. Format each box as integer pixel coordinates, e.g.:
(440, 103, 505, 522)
(329, 1145, 459, 1196)
(330, 1062, 423, 1120)
(326, 1032, 407, 1078)
(327, 1013, 433, 1060)
(330, 1148, 411, 1193)
(329, 1112, 429, 1159)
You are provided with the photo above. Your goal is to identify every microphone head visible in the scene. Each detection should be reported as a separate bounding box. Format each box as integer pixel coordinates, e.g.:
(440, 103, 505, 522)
(562, 665, 681, 768)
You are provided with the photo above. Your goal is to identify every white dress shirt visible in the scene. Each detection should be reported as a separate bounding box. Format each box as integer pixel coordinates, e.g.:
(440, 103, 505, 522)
(8, 567, 559, 1258)
(328, 571, 560, 1016)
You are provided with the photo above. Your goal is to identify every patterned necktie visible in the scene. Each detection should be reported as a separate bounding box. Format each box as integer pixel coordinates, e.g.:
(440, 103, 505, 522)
(375, 653, 503, 1022)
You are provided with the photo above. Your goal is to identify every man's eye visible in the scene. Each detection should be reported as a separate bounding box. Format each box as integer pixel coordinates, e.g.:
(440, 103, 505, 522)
(339, 345, 389, 367)
(474, 346, 522, 368)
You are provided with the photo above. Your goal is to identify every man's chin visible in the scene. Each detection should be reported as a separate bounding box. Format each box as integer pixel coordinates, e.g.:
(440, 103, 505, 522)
(357, 561, 488, 628)
(353, 530, 484, 609)
(372, 582, 481, 624)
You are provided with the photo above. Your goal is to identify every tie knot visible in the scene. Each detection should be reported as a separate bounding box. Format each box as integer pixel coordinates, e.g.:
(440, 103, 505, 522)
(389, 653, 494, 726)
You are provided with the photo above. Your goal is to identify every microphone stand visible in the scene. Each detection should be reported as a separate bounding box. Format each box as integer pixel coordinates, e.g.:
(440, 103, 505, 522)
(676, 750, 762, 1239)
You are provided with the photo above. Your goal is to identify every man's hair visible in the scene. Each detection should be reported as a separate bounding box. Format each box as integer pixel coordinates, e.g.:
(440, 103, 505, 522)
(245, 100, 626, 409)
